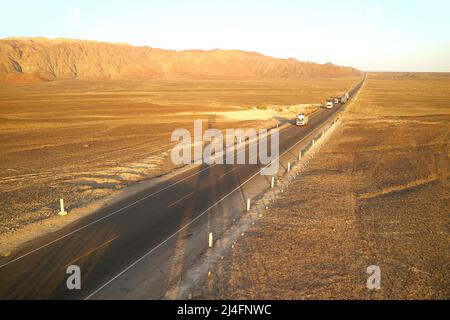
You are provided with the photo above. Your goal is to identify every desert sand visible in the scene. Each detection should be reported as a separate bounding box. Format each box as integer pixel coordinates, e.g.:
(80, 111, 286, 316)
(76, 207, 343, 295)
(0, 76, 359, 241)
(192, 72, 450, 299)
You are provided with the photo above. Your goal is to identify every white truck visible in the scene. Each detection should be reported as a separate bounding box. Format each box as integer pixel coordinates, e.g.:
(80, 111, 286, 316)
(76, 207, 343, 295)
(340, 92, 350, 104)
(296, 114, 309, 126)
(325, 101, 334, 109)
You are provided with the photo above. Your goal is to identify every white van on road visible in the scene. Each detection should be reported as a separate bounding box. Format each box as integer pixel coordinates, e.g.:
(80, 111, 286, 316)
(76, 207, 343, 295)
(296, 114, 309, 126)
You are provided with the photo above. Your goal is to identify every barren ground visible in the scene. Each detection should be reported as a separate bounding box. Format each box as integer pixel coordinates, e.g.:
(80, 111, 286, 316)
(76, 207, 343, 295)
(192, 73, 450, 299)
(0, 77, 357, 239)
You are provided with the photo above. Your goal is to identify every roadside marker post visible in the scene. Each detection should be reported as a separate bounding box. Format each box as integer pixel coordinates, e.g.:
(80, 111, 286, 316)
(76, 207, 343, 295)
(59, 199, 68, 216)
(287, 162, 291, 172)
(271, 177, 275, 188)
(208, 232, 214, 248)
(247, 199, 251, 212)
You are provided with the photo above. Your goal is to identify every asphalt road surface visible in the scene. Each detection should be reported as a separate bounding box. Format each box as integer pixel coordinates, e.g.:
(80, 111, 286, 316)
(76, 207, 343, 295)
(0, 77, 365, 299)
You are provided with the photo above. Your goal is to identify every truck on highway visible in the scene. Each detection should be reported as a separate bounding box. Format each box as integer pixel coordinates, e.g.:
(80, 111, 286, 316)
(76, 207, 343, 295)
(296, 114, 309, 126)
(340, 92, 350, 104)
(325, 101, 334, 109)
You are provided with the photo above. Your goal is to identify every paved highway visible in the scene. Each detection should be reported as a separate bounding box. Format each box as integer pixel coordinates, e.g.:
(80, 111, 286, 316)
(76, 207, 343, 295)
(0, 77, 365, 299)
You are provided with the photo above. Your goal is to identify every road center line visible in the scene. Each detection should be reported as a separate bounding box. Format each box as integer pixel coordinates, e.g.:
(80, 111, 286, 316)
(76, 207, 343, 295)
(168, 192, 195, 208)
(63, 235, 120, 270)
(220, 168, 236, 179)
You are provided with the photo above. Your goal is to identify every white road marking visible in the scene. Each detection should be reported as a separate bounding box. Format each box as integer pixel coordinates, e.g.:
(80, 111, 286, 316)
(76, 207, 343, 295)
(220, 168, 236, 179)
(63, 235, 120, 269)
(168, 192, 195, 208)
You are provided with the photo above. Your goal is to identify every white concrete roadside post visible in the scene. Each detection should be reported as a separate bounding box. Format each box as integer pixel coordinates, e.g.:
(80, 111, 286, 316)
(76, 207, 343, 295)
(287, 162, 291, 172)
(299, 151, 302, 160)
(271, 177, 275, 188)
(208, 232, 214, 248)
(247, 198, 251, 212)
(59, 198, 68, 216)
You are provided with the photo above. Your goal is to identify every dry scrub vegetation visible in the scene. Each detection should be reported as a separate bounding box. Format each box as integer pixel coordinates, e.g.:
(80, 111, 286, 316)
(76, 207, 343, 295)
(0, 77, 357, 236)
(195, 73, 450, 299)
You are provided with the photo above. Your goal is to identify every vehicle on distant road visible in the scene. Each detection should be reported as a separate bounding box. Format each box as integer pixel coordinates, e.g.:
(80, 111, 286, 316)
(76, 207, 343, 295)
(340, 92, 350, 104)
(296, 114, 309, 126)
(326, 101, 334, 109)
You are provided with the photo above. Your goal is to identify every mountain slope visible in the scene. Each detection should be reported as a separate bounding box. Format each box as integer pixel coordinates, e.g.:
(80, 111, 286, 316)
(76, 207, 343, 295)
(0, 37, 360, 84)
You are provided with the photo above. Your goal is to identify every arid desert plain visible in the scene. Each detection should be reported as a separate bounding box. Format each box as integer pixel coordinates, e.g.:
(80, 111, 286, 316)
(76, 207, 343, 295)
(191, 72, 450, 299)
(0, 76, 358, 250)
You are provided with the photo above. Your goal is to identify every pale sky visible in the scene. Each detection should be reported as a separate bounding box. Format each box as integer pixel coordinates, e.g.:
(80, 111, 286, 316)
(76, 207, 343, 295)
(1, 0, 449, 72)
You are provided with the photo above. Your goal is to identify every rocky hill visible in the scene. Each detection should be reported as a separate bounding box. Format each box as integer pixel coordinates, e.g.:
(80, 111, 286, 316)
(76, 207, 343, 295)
(0, 37, 360, 84)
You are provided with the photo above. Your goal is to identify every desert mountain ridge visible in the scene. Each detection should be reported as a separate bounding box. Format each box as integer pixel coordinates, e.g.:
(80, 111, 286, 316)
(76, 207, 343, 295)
(0, 37, 361, 85)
